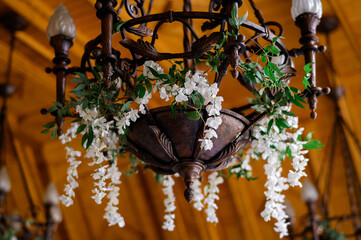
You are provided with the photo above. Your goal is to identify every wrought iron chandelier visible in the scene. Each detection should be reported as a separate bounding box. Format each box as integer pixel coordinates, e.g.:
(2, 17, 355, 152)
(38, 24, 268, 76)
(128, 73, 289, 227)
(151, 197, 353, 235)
(42, 0, 330, 236)
(0, 13, 62, 240)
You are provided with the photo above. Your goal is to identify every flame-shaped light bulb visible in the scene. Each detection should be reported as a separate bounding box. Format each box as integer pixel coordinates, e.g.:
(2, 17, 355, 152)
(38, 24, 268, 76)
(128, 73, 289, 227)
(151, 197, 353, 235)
(46, 4, 76, 40)
(291, 0, 323, 20)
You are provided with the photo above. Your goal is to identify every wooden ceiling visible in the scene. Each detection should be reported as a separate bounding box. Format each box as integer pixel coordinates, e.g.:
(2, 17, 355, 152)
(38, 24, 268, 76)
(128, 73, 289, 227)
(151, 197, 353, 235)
(1, 0, 361, 239)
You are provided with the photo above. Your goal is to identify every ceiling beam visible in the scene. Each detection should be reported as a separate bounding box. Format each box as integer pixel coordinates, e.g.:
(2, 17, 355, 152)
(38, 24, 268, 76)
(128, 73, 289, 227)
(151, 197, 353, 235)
(16, 31, 54, 61)
(327, 0, 361, 63)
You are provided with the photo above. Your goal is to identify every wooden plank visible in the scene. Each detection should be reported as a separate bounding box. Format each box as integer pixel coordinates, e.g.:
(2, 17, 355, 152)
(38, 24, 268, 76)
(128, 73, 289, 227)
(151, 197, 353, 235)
(16, 31, 54, 61)
(327, 0, 361, 63)
(1, 0, 86, 59)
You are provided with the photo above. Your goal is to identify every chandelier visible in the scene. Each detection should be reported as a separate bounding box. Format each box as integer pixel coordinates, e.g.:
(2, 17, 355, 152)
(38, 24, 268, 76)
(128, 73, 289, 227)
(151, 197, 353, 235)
(0, 13, 62, 240)
(42, 0, 329, 237)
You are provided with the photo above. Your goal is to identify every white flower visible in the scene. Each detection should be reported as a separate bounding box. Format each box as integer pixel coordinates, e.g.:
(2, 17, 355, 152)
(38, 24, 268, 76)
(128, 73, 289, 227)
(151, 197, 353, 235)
(159, 87, 170, 101)
(161, 175, 176, 231)
(204, 172, 223, 223)
(199, 138, 213, 150)
(143, 60, 163, 79)
(192, 178, 204, 211)
(245, 108, 310, 238)
(92, 188, 106, 204)
(175, 90, 188, 102)
(204, 129, 218, 139)
(135, 91, 152, 105)
(206, 117, 222, 129)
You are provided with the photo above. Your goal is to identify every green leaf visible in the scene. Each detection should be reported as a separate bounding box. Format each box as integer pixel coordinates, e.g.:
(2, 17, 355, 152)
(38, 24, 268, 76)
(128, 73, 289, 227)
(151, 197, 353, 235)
(304, 62, 314, 74)
(303, 139, 324, 150)
(282, 110, 296, 117)
(43, 121, 56, 129)
(297, 134, 303, 141)
(228, 17, 237, 28)
(286, 146, 293, 159)
(305, 132, 313, 141)
(237, 11, 248, 26)
(70, 84, 86, 93)
(52, 101, 63, 108)
(261, 55, 267, 63)
(270, 46, 280, 56)
(294, 94, 306, 103)
(136, 74, 145, 82)
(69, 77, 83, 83)
(51, 128, 56, 139)
(76, 124, 87, 135)
(231, 4, 238, 21)
(275, 117, 291, 130)
(74, 72, 87, 81)
(244, 72, 258, 84)
(81, 132, 88, 148)
(138, 86, 146, 99)
(290, 87, 300, 93)
(303, 76, 311, 88)
(47, 106, 58, 114)
(263, 93, 272, 106)
(147, 66, 161, 78)
(285, 87, 294, 101)
(272, 36, 282, 43)
(113, 20, 128, 32)
(268, 62, 281, 74)
(129, 153, 137, 166)
(291, 98, 306, 109)
(41, 129, 49, 134)
(171, 101, 177, 119)
(267, 119, 274, 134)
(155, 174, 164, 184)
(185, 111, 201, 120)
(85, 127, 94, 149)
(121, 101, 133, 112)
(71, 118, 82, 123)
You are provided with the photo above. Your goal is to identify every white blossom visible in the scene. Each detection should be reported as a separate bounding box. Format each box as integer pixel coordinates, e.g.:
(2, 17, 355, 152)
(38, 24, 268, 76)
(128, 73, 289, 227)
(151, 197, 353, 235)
(143, 60, 164, 79)
(161, 175, 176, 231)
(204, 172, 223, 223)
(242, 106, 310, 238)
(192, 178, 204, 211)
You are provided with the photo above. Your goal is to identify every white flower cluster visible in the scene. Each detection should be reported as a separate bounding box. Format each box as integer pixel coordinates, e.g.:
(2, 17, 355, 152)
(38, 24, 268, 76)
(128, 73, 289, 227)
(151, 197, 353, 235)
(59, 105, 125, 228)
(161, 175, 176, 231)
(204, 172, 224, 223)
(143, 61, 223, 150)
(192, 178, 204, 211)
(59, 123, 82, 207)
(235, 106, 309, 238)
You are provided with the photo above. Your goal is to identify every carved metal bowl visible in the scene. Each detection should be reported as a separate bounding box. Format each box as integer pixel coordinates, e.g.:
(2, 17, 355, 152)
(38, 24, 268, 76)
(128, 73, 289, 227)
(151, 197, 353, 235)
(127, 106, 252, 201)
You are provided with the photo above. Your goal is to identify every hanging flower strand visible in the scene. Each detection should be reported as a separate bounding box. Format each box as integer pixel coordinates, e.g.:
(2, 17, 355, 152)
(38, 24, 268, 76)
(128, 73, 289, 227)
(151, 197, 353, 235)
(161, 175, 176, 231)
(204, 172, 224, 223)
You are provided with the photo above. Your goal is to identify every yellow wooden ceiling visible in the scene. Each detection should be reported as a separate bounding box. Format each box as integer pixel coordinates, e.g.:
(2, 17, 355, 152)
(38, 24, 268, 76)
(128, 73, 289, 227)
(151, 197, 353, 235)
(1, 0, 361, 239)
